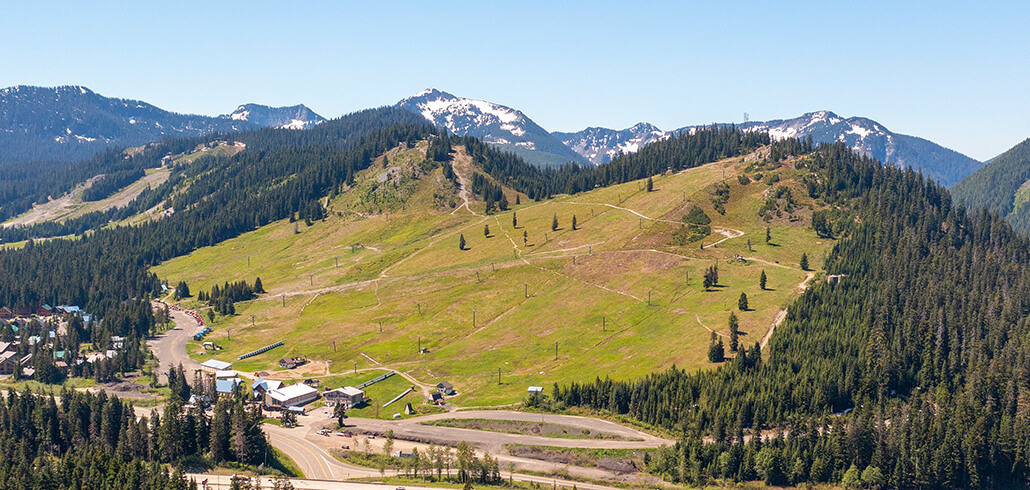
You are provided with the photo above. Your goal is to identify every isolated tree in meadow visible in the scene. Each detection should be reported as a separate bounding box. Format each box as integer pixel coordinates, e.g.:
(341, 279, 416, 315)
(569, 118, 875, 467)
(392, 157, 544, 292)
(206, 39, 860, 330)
(646, 176, 654, 192)
(759, 270, 767, 290)
(800, 252, 809, 271)
(738, 292, 749, 311)
(729, 312, 739, 352)
(512, 211, 517, 228)
(747, 238, 753, 252)
(254, 277, 264, 294)
(459, 234, 466, 250)
(523, 230, 528, 246)
(571, 215, 578, 230)
(765, 226, 771, 244)
(552, 213, 559, 231)
(484, 224, 490, 237)
(515, 194, 521, 205)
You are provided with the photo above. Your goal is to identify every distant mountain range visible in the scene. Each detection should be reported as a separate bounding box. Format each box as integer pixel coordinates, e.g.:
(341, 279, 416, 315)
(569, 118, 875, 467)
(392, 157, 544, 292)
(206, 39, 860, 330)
(398, 90, 982, 186)
(552, 123, 669, 165)
(0, 85, 985, 186)
(734, 111, 982, 187)
(396, 89, 588, 167)
(0, 85, 324, 162)
(224, 103, 325, 130)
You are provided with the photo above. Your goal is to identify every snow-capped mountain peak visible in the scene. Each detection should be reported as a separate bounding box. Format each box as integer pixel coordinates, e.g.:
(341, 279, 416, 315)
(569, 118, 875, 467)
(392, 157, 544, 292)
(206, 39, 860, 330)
(396, 89, 587, 168)
(553, 123, 670, 165)
(223, 103, 325, 130)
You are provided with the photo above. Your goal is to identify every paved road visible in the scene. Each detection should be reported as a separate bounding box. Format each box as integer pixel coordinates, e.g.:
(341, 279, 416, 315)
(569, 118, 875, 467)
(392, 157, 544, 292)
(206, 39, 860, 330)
(189, 473, 444, 490)
(263, 419, 625, 490)
(147, 303, 205, 383)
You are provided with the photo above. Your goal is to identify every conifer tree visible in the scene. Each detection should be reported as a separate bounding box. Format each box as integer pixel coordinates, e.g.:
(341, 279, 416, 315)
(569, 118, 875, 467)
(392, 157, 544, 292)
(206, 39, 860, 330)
(459, 234, 466, 250)
(552, 213, 558, 231)
(765, 226, 771, 244)
(799, 252, 809, 271)
(254, 277, 264, 294)
(646, 176, 654, 192)
(738, 292, 749, 311)
(512, 211, 517, 228)
(572, 215, 578, 230)
(484, 224, 490, 237)
(759, 270, 767, 290)
(728, 312, 739, 352)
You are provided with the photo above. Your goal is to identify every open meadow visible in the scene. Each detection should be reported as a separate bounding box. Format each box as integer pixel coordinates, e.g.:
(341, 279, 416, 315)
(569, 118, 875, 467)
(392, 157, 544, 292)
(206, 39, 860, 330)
(154, 144, 828, 406)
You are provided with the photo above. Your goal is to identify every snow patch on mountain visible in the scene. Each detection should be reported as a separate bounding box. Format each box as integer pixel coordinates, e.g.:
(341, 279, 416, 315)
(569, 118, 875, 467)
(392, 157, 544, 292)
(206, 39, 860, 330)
(397, 89, 587, 167)
(553, 122, 670, 165)
(222, 103, 325, 130)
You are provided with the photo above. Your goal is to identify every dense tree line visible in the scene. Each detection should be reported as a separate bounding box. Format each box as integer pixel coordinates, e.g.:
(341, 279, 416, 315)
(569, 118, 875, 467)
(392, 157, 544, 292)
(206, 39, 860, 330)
(0, 385, 268, 488)
(457, 125, 768, 200)
(550, 140, 1030, 488)
(468, 172, 508, 212)
(81, 167, 146, 201)
(198, 279, 263, 316)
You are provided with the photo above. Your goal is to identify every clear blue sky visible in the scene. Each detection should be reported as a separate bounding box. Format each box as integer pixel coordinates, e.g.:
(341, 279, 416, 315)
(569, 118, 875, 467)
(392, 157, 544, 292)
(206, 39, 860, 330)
(2, 1, 1027, 161)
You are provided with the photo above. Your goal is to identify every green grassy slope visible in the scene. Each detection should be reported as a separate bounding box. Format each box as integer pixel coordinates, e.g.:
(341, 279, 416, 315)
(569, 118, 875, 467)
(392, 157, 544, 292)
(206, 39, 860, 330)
(154, 143, 829, 406)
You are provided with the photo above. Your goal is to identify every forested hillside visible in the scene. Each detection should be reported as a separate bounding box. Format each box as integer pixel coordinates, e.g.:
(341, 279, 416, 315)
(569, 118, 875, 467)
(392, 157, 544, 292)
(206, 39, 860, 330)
(551, 141, 1030, 488)
(950, 138, 1030, 234)
(0, 108, 429, 315)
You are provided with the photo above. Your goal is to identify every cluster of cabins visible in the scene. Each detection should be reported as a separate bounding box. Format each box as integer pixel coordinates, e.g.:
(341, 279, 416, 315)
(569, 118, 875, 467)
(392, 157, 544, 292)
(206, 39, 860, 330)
(0, 305, 115, 379)
(0, 304, 89, 320)
(0, 341, 31, 376)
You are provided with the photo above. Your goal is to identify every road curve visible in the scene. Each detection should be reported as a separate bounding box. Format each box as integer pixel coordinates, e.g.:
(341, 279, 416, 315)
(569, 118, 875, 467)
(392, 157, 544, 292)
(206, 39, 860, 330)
(147, 302, 205, 383)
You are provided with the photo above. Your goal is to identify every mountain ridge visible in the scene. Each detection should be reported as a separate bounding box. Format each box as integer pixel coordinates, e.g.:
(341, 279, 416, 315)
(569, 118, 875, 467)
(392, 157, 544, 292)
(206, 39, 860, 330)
(0, 85, 324, 163)
(396, 88, 588, 168)
(556, 110, 982, 186)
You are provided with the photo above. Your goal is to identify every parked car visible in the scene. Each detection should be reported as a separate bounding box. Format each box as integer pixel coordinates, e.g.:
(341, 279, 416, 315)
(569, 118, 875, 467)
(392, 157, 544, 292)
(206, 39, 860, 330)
(341, 445, 350, 450)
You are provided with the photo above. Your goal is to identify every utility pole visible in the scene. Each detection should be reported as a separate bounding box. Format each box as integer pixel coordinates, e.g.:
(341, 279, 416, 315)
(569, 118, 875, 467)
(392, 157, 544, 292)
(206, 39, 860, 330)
(476, 271, 480, 282)
(418, 335, 421, 353)
(227, 328, 230, 340)
(251, 315, 255, 326)
(333, 340, 337, 352)
(648, 290, 652, 306)
(310, 274, 313, 286)
(379, 321, 383, 333)
(524, 282, 528, 298)
(554, 341, 558, 360)
(282, 294, 285, 307)
(354, 360, 357, 373)
(498, 368, 501, 385)
(602, 315, 606, 332)
(472, 309, 476, 328)
(335, 257, 339, 267)
(417, 302, 421, 315)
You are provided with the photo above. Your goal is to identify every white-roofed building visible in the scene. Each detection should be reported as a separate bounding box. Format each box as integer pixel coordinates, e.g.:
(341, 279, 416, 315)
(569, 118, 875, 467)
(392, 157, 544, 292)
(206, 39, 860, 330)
(200, 359, 233, 371)
(215, 370, 237, 379)
(324, 386, 365, 408)
(265, 383, 319, 408)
